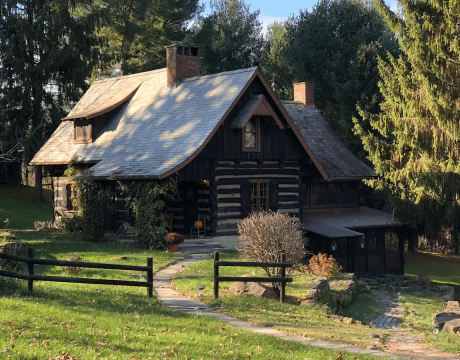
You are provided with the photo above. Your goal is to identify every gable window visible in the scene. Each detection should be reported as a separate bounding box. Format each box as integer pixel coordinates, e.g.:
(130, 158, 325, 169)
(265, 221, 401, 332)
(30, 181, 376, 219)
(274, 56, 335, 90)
(66, 184, 77, 212)
(243, 117, 260, 151)
(74, 119, 92, 144)
(250, 180, 269, 212)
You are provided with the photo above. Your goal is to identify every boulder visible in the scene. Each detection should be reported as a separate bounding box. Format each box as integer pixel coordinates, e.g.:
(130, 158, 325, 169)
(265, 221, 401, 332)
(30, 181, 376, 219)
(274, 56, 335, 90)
(442, 319, 460, 335)
(445, 301, 460, 309)
(358, 280, 371, 292)
(360, 278, 377, 286)
(308, 278, 330, 292)
(229, 282, 248, 296)
(432, 312, 460, 330)
(229, 280, 278, 300)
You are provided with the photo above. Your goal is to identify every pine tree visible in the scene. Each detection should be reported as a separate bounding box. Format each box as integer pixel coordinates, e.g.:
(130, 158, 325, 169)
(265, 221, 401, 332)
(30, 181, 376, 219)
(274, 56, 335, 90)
(354, 0, 460, 253)
(190, 0, 263, 74)
(0, 0, 100, 198)
(97, 0, 202, 75)
(262, 0, 399, 156)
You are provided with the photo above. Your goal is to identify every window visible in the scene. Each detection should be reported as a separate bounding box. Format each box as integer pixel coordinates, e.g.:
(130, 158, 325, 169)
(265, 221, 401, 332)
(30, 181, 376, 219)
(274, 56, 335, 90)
(243, 117, 260, 151)
(66, 184, 77, 211)
(250, 181, 269, 212)
(74, 119, 92, 144)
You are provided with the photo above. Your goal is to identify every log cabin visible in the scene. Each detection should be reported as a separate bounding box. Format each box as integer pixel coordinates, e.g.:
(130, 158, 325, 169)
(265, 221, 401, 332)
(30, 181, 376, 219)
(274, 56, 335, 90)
(31, 44, 409, 274)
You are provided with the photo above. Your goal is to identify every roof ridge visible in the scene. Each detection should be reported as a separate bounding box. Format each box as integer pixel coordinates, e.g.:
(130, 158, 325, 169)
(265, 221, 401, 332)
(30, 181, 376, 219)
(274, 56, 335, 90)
(182, 66, 258, 83)
(93, 68, 166, 84)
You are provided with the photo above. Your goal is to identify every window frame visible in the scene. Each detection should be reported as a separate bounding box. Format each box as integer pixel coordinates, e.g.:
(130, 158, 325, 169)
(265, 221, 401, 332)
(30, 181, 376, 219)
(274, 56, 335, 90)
(66, 183, 78, 212)
(74, 119, 93, 144)
(242, 117, 261, 152)
(250, 180, 270, 213)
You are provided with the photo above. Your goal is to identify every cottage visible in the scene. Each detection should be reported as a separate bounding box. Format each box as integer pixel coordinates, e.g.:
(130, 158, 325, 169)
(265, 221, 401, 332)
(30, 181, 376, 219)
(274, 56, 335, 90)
(31, 44, 408, 274)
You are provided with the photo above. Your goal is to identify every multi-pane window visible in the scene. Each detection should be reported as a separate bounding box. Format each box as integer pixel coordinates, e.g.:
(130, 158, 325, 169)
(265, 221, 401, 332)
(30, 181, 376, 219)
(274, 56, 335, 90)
(76, 124, 90, 140)
(66, 184, 77, 211)
(243, 117, 259, 151)
(250, 181, 269, 212)
(74, 119, 92, 143)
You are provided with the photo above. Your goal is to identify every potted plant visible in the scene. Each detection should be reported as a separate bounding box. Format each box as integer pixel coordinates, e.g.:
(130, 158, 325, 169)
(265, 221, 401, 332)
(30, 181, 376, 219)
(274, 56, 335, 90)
(164, 232, 184, 253)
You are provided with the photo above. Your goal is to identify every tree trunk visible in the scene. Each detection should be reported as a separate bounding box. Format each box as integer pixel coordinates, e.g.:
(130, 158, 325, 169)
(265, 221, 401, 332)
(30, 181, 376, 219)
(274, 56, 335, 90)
(33, 165, 44, 202)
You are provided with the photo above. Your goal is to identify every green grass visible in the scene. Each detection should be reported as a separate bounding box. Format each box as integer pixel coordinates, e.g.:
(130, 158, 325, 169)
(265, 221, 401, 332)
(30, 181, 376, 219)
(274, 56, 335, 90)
(341, 293, 385, 323)
(173, 253, 388, 350)
(0, 185, 53, 229)
(398, 292, 460, 354)
(0, 231, 384, 359)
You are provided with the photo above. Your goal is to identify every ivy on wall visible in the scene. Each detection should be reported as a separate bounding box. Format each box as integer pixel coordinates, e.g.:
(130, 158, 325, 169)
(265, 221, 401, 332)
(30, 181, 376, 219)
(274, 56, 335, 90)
(124, 176, 178, 249)
(63, 163, 112, 242)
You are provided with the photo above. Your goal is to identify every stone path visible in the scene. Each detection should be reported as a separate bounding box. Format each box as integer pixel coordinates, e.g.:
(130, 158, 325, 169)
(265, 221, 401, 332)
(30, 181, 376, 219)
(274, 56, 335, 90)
(154, 254, 393, 359)
(372, 290, 460, 360)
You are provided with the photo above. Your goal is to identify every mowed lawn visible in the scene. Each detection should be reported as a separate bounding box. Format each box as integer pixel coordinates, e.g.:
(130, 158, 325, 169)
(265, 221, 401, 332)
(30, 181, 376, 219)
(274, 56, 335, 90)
(0, 185, 53, 229)
(0, 229, 385, 359)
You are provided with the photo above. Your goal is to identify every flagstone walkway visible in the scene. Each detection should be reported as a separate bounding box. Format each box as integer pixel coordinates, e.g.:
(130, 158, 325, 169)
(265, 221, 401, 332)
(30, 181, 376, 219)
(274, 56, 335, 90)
(372, 290, 460, 360)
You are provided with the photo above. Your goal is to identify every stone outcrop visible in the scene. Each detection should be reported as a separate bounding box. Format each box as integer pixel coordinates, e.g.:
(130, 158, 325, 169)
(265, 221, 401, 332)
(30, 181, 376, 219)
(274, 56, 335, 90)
(432, 312, 460, 330)
(229, 280, 278, 300)
(442, 319, 460, 335)
(358, 280, 371, 292)
(301, 277, 357, 310)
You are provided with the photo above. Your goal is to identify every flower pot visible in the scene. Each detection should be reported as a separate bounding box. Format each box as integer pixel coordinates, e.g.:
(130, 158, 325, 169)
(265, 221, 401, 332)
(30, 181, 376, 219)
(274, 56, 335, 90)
(168, 243, 179, 253)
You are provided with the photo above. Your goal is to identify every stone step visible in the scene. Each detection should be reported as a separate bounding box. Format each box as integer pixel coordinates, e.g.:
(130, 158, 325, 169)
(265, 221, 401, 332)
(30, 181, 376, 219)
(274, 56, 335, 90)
(180, 247, 236, 254)
(178, 242, 221, 250)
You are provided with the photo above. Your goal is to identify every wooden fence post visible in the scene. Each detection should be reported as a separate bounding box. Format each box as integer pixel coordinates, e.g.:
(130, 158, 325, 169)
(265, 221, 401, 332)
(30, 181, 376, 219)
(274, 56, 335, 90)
(27, 248, 34, 293)
(147, 258, 153, 298)
(280, 253, 286, 304)
(214, 251, 219, 299)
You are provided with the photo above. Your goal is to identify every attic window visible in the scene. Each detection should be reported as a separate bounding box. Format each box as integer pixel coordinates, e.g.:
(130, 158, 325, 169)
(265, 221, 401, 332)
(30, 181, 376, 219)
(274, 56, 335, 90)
(243, 117, 260, 152)
(74, 119, 92, 144)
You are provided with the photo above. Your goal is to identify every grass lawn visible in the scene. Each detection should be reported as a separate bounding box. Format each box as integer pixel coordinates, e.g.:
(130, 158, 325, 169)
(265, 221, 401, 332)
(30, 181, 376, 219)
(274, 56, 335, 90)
(0, 230, 385, 359)
(0, 185, 53, 229)
(172, 253, 388, 350)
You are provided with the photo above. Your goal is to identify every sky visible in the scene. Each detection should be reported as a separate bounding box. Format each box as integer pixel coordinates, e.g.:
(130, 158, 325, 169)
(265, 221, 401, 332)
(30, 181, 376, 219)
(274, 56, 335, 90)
(202, 0, 399, 32)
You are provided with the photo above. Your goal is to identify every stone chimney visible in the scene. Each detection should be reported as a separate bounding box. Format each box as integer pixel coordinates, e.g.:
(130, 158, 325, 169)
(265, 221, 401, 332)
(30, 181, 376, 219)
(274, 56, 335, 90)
(293, 82, 315, 107)
(166, 44, 200, 88)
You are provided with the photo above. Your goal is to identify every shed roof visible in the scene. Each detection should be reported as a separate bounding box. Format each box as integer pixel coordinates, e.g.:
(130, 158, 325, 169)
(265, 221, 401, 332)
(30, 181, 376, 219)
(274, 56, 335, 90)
(303, 218, 364, 238)
(282, 101, 376, 180)
(31, 67, 258, 178)
(304, 206, 404, 233)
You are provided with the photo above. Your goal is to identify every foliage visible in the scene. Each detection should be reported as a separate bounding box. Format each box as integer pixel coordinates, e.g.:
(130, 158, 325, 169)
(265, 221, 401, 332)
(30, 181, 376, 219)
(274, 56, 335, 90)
(125, 177, 178, 249)
(164, 232, 184, 245)
(0, 0, 100, 169)
(64, 163, 112, 242)
(61, 253, 84, 276)
(190, 0, 263, 74)
(262, 0, 399, 157)
(237, 211, 306, 292)
(302, 253, 342, 279)
(95, 0, 202, 76)
(353, 0, 460, 253)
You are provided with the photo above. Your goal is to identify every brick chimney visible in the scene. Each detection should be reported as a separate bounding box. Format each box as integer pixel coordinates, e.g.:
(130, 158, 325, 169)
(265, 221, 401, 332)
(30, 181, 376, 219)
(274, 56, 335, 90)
(166, 44, 200, 88)
(293, 82, 315, 107)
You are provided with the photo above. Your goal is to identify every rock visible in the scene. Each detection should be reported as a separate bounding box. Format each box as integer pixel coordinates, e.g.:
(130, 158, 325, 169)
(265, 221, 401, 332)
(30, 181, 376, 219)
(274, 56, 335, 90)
(361, 278, 377, 286)
(229, 282, 248, 295)
(358, 280, 371, 292)
(327, 314, 355, 324)
(432, 312, 460, 330)
(308, 278, 330, 292)
(446, 301, 460, 308)
(229, 280, 277, 300)
(442, 319, 460, 335)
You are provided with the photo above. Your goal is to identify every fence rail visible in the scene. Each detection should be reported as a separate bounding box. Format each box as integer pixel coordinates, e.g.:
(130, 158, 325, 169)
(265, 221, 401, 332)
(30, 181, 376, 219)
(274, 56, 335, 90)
(213, 251, 293, 303)
(0, 248, 154, 297)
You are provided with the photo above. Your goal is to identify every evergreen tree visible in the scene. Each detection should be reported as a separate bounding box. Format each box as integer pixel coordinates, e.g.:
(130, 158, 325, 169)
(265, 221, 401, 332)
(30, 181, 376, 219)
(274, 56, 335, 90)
(0, 0, 100, 197)
(354, 0, 460, 253)
(97, 0, 202, 75)
(191, 0, 263, 74)
(262, 0, 399, 156)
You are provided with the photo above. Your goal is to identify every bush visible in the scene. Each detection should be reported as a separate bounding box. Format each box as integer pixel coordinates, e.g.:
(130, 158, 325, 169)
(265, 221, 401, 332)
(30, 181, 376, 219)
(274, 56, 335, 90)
(237, 211, 306, 293)
(164, 233, 184, 245)
(61, 253, 84, 276)
(303, 253, 342, 278)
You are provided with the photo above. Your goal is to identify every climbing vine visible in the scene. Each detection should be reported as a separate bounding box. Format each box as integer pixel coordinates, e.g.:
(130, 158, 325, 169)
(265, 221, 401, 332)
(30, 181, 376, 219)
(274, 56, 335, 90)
(124, 176, 178, 249)
(64, 162, 112, 242)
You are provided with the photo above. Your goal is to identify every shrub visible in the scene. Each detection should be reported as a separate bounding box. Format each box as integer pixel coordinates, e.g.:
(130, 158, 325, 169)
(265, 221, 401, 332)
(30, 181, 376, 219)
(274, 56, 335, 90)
(62, 253, 84, 276)
(164, 233, 184, 245)
(237, 211, 306, 293)
(303, 253, 342, 278)
(34, 220, 55, 230)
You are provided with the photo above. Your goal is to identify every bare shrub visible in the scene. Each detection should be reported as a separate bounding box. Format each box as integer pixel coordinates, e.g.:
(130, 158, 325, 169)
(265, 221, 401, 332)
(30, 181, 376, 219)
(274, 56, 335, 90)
(238, 211, 306, 292)
(34, 220, 54, 230)
(61, 253, 84, 276)
(303, 253, 342, 278)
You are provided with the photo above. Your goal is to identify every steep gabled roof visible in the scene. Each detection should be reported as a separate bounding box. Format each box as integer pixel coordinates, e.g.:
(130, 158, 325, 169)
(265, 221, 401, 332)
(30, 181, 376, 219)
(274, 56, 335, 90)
(31, 67, 258, 178)
(231, 95, 284, 130)
(282, 101, 377, 180)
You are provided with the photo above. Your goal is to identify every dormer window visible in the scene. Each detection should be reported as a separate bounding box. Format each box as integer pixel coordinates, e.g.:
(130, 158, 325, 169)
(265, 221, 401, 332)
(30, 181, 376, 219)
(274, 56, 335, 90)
(243, 117, 260, 152)
(74, 119, 92, 144)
